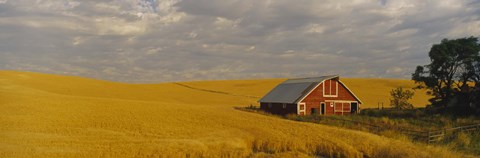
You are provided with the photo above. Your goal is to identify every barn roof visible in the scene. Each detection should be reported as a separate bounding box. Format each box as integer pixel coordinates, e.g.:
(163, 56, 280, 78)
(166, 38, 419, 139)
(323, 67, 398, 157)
(258, 75, 339, 104)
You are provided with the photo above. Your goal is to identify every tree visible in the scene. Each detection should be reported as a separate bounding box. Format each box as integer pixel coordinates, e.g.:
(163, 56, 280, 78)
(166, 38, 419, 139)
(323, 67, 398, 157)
(412, 37, 480, 110)
(472, 57, 480, 113)
(390, 87, 414, 109)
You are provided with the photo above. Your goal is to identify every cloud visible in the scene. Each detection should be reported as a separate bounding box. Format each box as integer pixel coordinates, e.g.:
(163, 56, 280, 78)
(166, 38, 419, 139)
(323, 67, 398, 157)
(0, 0, 479, 82)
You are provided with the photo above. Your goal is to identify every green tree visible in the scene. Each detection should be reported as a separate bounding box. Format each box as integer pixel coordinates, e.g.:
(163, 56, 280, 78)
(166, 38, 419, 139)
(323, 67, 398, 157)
(390, 87, 414, 109)
(412, 37, 480, 110)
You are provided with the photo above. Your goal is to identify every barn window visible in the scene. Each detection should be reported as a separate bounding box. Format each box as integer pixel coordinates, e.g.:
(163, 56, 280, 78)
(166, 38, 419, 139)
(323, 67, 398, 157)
(311, 108, 318, 115)
(333, 102, 351, 115)
(298, 103, 306, 115)
(282, 103, 287, 109)
(323, 79, 338, 97)
(268, 103, 272, 108)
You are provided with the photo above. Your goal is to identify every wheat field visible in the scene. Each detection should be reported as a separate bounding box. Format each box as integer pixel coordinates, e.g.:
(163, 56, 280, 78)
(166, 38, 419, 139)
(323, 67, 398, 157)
(179, 77, 431, 108)
(0, 71, 468, 157)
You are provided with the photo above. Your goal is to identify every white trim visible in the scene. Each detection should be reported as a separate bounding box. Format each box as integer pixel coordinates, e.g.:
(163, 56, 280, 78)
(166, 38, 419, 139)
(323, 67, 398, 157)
(329, 80, 332, 95)
(325, 100, 358, 103)
(297, 82, 322, 103)
(296, 76, 339, 103)
(336, 81, 338, 95)
(337, 80, 363, 104)
(297, 102, 306, 115)
(323, 79, 338, 97)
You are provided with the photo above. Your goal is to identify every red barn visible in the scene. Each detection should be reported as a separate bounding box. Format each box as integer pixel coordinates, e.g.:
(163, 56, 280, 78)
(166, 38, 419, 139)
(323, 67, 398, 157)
(259, 75, 362, 116)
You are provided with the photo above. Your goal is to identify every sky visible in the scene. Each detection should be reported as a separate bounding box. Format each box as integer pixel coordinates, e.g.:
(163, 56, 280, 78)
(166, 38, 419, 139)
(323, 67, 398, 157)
(0, 0, 479, 83)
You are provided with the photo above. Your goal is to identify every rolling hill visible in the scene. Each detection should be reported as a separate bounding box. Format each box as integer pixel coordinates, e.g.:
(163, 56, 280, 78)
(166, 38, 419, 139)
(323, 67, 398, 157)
(177, 77, 431, 108)
(0, 71, 466, 157)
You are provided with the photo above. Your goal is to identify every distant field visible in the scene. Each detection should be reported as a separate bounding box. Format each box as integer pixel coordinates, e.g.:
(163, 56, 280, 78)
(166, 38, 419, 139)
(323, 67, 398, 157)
(181, 77, 431, 108)
(0, 71, 467, 157)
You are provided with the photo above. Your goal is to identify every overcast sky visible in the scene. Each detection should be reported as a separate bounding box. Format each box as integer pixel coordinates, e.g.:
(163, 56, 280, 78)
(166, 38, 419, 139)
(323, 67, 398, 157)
(0, 0, 479, 82)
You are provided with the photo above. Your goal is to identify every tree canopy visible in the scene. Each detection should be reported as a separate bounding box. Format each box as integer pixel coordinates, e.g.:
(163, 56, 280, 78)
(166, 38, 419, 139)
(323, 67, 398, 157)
(412, 36, 480, 115)
(389, 87, 414, 110)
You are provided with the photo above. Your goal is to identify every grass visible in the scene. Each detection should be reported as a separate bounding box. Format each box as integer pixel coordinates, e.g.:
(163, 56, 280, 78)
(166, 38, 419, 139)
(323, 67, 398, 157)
(359, 109, 480, 131)
(0, 70, 474, 157)
(268, 108, 480, 156)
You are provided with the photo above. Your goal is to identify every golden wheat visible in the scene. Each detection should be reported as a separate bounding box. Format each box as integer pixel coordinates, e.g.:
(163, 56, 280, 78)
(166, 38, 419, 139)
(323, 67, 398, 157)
(180, 77, 431, 108)
(0, 71, 470, 157)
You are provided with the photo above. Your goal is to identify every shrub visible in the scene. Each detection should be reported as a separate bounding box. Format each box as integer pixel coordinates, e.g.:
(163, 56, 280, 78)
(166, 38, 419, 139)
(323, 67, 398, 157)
(452, 132, 471, 149)
(390, 87, 415, 110)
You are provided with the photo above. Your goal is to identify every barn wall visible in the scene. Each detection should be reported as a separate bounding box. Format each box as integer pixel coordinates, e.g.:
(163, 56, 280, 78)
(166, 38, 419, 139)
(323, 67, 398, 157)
(260, 102, 297, 115)
(300, 79, 358, 116)
(337, 81, 357, 101)
(325, 101, 335, 115)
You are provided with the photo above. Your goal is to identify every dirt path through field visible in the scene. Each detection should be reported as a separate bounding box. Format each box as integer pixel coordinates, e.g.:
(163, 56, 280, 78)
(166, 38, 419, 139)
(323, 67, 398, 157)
(173, 82, 259, 99)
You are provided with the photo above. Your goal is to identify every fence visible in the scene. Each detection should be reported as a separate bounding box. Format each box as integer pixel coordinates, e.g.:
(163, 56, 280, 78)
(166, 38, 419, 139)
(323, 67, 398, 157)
(426, 124, 480, 144)
(236, 107, 480, 144)
(314, 116, 480, 144)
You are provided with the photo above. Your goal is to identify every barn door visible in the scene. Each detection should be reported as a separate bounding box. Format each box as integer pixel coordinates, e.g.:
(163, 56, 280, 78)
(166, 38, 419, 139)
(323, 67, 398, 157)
(351, 102, 358, 114)
(320, 102, 325, 115)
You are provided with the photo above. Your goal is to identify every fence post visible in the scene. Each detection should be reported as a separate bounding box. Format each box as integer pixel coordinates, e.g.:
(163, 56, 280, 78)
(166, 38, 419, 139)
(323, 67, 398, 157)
(427, 131, 430, 144)
(443, 129, 447, 142)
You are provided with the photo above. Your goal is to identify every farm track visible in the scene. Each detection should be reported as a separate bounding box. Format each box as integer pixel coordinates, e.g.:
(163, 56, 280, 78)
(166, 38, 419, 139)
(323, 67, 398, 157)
(173, 82, 260, 99)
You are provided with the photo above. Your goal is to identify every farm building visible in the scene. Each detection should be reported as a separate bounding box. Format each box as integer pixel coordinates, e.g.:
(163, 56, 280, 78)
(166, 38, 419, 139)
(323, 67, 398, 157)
(259, 75, 362, 116)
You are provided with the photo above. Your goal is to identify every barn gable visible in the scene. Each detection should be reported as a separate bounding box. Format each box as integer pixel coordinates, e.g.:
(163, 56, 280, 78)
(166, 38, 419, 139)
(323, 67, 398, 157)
(299, 79, 362, 104)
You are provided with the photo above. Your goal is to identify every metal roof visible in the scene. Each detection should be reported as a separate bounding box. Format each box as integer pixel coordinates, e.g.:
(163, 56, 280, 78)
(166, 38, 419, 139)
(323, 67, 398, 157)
(258, 75, 339, 104)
